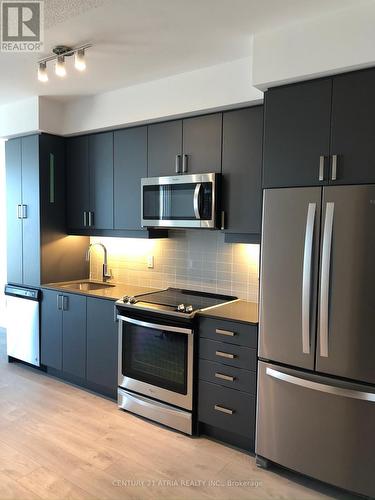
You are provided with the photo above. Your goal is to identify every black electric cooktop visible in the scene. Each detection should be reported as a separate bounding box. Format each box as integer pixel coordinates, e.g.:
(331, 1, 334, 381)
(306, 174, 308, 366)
(118, 288, 237, 317)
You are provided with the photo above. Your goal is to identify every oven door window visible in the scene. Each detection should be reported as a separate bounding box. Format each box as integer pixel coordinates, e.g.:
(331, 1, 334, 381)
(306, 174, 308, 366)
(143, 182, 212, 220)
(123, 323, 188, 394)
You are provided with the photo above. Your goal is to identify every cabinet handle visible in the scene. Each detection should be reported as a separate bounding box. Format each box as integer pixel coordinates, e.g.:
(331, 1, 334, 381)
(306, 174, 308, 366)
(21, 205, 27, 219)
(57, 294, 63, 310)
(216, 350, 235, 359)
(175, 154, 181, 174)
(214, 404, 234, 415)
(88, 211, 94, 227)
(62, 295, 69, 311)
(182, 154, 188, 173)
(331, 155, 338, 181)
(319, 155, 325, 181)
(215, 372, 235, 382)
(216, 328, 235, 337)
(220, 211, 225, 230)
(17, 204, 22, 219)
(83, 211, 88, 227)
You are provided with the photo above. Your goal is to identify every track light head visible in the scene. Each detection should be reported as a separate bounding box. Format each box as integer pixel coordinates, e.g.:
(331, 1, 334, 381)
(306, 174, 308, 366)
(55, 55, 66, 77)
(38, 61, 48, 82)
(75, 48, 86, 71)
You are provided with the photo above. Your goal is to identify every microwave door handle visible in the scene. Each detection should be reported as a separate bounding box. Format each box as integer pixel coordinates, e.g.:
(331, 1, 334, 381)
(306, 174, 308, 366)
(193, 183, 202, 219)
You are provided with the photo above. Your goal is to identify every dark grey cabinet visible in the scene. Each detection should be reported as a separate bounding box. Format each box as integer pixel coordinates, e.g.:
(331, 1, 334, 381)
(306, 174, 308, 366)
(263, 79, 332, 188)
(66, 132, 113, 231)
(148, 114, 222, 177)
(41, 289, 86, 379)
(86, 298, 118, 397)
(62, 293, 87, 379)
(66, 135, 89, 230)
(41, 289, 63, 370)
(89, 132, 114, 229)
(198, 317, 258, 451)
(182, 114, 222, 174)
(148, 120, 182, 177)
(114, 127, 147, 230)
(222, 107, 263, 240)
(6, 134, 88, 287)
(330, 68, 375, 184)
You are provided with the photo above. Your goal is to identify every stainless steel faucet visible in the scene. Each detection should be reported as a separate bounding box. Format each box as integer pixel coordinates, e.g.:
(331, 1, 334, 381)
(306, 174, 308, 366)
(86, 243, 111, 282)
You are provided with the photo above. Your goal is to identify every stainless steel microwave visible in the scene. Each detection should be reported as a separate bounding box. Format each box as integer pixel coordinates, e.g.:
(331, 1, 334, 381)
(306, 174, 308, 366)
(141, 173, 221, 229)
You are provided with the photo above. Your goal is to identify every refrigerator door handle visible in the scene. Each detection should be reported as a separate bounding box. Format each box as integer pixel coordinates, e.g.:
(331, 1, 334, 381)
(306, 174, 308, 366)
(319, 202, 334, 357)
(266, 367, 375, 403)
(302, 202, 316, 354)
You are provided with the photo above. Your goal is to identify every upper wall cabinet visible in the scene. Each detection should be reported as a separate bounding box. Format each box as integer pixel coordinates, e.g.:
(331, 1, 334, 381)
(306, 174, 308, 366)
(114, 127, 147, 230)
(6, 134, 88, 287)
(263, 79, 332, 188)
(222, 106, 263, 241)
(330, 69, 375, 184)
(66, 132, 114, 231)
(263, 68, 375, 188)
(147, 114, 222, 177)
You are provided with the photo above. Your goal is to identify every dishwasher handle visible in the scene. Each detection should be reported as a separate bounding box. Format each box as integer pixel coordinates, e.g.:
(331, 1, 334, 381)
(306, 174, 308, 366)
(4, 285, 40, 301)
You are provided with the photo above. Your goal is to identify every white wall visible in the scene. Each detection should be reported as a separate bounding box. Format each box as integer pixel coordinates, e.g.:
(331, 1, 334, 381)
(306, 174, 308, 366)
(61, 57, 263, 135)
(0, 97, 39, 139)
(0, 139, 6, 327)
(252, 1, 375, 90)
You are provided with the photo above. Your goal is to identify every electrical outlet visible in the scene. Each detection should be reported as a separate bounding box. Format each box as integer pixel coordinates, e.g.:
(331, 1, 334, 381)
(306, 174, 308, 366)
(147, 255, 154, 269)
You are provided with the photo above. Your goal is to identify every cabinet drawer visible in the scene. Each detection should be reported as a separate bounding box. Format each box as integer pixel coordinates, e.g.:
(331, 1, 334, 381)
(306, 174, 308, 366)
(198, 381, 255, 437)
(199, 317, 257, 348)
(199, 338, 256, 371)
(199, 359, 256, 394)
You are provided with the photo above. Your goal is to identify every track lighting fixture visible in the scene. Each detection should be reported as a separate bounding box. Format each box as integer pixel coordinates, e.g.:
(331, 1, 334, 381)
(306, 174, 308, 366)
(37, 43, 92, 82)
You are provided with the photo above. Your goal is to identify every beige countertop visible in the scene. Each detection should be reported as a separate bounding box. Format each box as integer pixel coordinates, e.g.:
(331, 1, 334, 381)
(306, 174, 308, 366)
(198, 299, 259, 325)
(42, 280, 159, 302)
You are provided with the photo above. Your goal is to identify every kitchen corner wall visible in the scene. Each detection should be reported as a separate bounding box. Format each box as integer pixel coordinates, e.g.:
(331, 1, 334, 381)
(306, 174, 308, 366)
(90, 231, 260, 303)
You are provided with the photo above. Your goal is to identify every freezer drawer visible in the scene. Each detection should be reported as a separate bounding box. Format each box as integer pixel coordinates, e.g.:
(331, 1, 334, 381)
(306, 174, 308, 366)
(256, 361, 375, 498)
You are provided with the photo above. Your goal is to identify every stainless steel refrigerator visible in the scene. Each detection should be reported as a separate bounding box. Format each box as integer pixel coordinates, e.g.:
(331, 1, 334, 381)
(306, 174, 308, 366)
(256, 185, 375, 498)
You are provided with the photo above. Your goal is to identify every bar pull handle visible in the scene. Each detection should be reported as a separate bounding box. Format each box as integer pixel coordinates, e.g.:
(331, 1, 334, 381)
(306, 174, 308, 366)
(216, 350, 235, 359)
(182, 154, 188, 173)
(302, 203, 316, 354)
(331, 155, 338, 181)
(83, 211, 88, 227)
(17, 204, 22, 219)
(318, 156, 325, 181)
(57, 294, 63, 310)
(88, 211, 94, 227)
(214, 404, 234, 415)
(319, 202, 334, 357)
(175, 154, 181, 174)
(22, 204, 27, 219)
(62, 295, 69, 311)
(221, 211, 225, 230)
(216, 328, 235, 337)
(215, 372, 235, 382)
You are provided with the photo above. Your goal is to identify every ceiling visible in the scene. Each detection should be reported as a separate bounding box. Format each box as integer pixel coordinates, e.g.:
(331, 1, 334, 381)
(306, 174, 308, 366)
(0, 0, 368, 105)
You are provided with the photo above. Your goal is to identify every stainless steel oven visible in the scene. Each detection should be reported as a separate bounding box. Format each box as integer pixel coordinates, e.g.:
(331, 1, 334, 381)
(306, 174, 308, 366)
(141, 173, 220, 229)
(117, 313, 194, 434)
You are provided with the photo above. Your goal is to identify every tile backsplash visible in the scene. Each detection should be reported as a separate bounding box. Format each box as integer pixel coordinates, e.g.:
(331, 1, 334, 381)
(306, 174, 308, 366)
(90, 231, 260, 303)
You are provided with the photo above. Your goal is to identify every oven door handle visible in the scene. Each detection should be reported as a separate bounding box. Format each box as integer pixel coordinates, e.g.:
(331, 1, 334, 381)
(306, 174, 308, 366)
(193, 183, 202, 219)
(117, 315, 193, 335)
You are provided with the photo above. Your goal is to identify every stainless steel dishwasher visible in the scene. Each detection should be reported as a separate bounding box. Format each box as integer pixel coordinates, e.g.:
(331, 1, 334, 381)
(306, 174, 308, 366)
(5, 285, 40, 367)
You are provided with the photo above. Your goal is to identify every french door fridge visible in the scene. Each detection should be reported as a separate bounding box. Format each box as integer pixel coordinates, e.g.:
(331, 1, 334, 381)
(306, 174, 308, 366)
(257, 185, 375, 498)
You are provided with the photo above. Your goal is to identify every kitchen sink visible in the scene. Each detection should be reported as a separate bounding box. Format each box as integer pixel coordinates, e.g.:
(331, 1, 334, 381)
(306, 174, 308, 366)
(60, 282, 115, 291)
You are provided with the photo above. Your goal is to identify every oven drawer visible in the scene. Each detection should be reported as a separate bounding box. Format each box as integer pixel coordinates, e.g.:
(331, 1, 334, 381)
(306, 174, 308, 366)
(198, 381, 255, 437)
(199, 317, 257, 348)
(199, 338, 256, 370)
(199, 359, 256, 394)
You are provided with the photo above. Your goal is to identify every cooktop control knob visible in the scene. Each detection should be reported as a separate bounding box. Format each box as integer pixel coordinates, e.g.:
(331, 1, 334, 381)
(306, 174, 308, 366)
(177, 303, 186, 312)
(123, 295, 130, 303)
(185, 305, 193, 314)
(129, 296, 137, 304)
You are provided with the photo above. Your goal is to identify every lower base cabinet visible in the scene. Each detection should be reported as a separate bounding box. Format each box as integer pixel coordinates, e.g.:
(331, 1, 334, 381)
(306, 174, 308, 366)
(41, 289, 118, 399)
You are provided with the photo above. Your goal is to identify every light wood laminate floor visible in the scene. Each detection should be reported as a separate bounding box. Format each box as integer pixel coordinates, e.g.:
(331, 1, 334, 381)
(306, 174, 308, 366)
(0, 331, 353, 500)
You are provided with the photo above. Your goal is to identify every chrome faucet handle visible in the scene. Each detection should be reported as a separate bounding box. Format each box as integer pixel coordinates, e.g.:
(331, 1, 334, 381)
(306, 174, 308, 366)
(103, 264, 112, 282)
